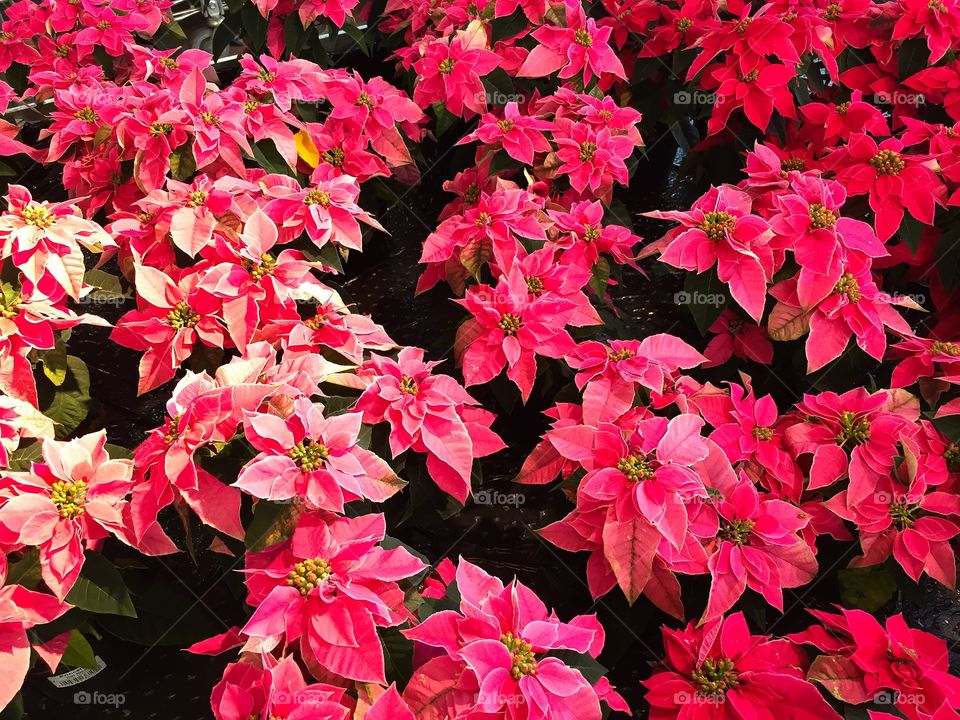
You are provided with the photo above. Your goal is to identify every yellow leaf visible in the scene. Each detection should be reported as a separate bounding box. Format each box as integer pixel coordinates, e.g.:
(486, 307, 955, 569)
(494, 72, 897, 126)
(295, 130, 320, 168)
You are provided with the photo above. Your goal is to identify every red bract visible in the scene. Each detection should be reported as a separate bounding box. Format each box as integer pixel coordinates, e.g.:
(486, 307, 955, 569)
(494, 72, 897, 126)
(643, 612, 842, 720)
(792, 608, 960, 718)
(412, 23, 500, 118)
(826, 134, 946, 242)
(242, 512, 426, 684)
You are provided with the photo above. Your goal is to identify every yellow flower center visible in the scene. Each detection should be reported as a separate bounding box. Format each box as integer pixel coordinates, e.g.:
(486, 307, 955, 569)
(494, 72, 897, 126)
(617, 454, 654, 482)
(870, 149, 905, 175)
(808, 203, 837, 229)
(501, 633, 537, 679)
(498, 313, 523, 335)
(285, 558, 332, 596)
(21, 206, 55, 228)
(304, 189, 331, 207)
(166, 301, 200, 329)
(578, 141, 598, 162)
(719, 518, 755, 545)
(833, 272, 861, 302)
(574, 29, 593, 47)
(700, 211, 736, 241)
(288, 439, 330, 472)
(399, 375, 419, 395)
(837, 410, 870, 445)
(692, 658, 740, 697)
(439, 58, 455, 74)
(74, 107, 98, 123)
(322, 147, 346, 168)
(51, 479, 88, 519)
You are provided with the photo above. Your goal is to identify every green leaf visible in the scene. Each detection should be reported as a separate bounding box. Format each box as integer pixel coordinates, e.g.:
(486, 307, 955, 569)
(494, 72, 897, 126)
(40, 339, 69, 387)
(7, 442, 43, 472)
(42, 356, 91, 439)
(342, 23, 370, 56)
(251, 140, 297, 178)
(169, 145, 197, 181)
(241, 2, 268, 51)
(683, 269, 729, 334)
(431, 102, 459, 138)
(83, 269, 126, 297)
(550, 650, 607, 684)
(899, 213, 925, 255)
(65, 553, 137, 618)
(163, 18, 187, 39)
(381, 626, 413, 684)
(838, 565, 897, 612)
(246, 501, 297, 551)
(588, 256, 611, 298)
(6, 548, 40, 589)
(284, 13, 307, 55)
(61, 630, 97, 670)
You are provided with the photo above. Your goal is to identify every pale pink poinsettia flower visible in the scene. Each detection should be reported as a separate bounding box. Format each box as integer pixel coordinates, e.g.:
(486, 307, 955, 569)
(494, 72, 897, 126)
(0, 431, 134, 599)
(111, 265, 227, 395)
(403, 558, 625, 720)
(354, 347, 505, 503)
(553, 119, 635, 196)
(644, 184, 775, 322)
(236, 396, 404, 512)
(565, 334, 706, 426)
(0, 394, 53, 468)
(160, 175, 237, 258)
(698, 475, 816, 622)
(0, 185, 113, 301)
(455, 264, 577, 402)
(242, 511, 426, 684)
(0, 554, 70, 710)
(263, 169, 384, 251)
(499, 245, 600, 327)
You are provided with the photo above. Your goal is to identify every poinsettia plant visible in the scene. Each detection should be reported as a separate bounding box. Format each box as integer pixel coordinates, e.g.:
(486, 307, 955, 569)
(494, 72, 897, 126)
(0, 0, 956, 717)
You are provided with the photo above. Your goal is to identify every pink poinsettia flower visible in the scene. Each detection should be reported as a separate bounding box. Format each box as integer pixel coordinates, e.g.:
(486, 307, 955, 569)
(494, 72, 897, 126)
(355, 347, 505, 503)
(792, 608, 960, 719)
(404, 558, 621, 720)
(242, 512, 426, 684)
(211, 655, 348, 720)
(236, 397, 403, 512)
(517, 0, 625, 83)
(0, 431, 133, 599)
(548, 415, 710, 549)
(75, 7, 151, 56)
(824, 438, 960, 587)
(643, 612, 843, 720)
(784, 388, 915, 505)
(462, 102, 553, 165)
(263, 170, 384, 251)
(548, 200, 642, 270)
(111, 265, 226, 395)
(277, 296, 396, 365)
(421, 187, 547, 274)
(770, 174, 887, 308)
(455, 265, 576, 402)
(179, 68, 252, 177)
(768, 253, 912, 372)
(0, 556, 69, 709)
(826, 134, 946, 242)
(554, 119, 635, 195)
(504, 245, 600, 326)
(888, 334, 960, 387)
(565, 334, 705, 425)
(703, 309, 774, 366)
(306, 117, 390, 182)
(700, 476, 816, 622)
(645, 184, 775, 322)
(0, 185, 112, 301)
(413, 24, 500, 117)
